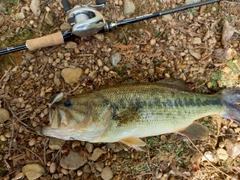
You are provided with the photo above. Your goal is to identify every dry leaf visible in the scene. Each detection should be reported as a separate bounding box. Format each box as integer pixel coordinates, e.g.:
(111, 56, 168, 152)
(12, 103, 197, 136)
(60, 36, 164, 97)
(212, 48, 237, 62)
(30, 0, 41, 16)
(189, 49, 201, 60)
(225, 139, 240, 159)
(221, 20, 235, 48)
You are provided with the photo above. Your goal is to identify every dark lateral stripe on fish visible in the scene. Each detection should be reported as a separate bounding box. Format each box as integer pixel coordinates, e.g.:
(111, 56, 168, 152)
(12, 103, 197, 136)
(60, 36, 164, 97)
(111, 96, 222, 111)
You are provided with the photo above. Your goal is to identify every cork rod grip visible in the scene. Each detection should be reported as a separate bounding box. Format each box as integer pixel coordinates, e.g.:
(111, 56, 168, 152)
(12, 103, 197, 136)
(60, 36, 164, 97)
(26, 31, 64, 51)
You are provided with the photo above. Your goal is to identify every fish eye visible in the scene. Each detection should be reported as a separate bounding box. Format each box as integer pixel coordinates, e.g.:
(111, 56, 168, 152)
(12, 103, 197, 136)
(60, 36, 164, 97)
(64, 100, 73, 108)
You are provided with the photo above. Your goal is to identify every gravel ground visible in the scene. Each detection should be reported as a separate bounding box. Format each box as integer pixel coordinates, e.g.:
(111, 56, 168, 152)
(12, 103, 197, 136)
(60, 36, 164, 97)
(0, 0, 240, 179)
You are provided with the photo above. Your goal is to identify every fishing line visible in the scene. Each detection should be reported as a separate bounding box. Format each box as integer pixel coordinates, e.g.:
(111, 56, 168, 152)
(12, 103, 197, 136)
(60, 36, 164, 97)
(186, 136, 235, 179)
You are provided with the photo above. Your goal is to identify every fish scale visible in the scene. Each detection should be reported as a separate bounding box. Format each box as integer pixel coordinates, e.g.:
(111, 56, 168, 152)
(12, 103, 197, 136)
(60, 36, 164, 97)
(42, 81, 240, 148)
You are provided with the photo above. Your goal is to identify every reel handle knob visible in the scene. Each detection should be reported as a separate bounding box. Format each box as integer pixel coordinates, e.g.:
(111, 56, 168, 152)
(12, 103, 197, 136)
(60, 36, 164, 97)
(96, 0, 106, 5)
(61, 0, 71, 13)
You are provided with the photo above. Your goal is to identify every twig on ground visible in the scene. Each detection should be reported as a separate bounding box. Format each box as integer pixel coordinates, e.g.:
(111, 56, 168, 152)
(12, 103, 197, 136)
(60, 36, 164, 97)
(8, 106, 37, 134)
(43, 138, 49, 164)
(19, 145, 44, 164)
(0, 67, 11, 83)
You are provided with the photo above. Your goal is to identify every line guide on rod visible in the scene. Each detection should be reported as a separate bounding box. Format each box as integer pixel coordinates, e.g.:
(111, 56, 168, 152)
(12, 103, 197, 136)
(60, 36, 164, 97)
(0, 0, 220, 56)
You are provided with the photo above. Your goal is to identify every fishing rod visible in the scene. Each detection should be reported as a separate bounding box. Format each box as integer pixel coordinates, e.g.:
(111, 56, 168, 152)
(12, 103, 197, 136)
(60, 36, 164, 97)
(0, 0, 220, 56)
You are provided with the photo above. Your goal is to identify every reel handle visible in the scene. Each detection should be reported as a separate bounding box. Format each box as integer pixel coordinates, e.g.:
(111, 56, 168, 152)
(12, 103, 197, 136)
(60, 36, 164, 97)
(96, 0, 106, 5)
(61, 0, 71, 13)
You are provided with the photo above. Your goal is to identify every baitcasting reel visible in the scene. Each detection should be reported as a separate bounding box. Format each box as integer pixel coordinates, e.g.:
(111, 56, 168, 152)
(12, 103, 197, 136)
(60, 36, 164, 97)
(66, 2, 106, 37)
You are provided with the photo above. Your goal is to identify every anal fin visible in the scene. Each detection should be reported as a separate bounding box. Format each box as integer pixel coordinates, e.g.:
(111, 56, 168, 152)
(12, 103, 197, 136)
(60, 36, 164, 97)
(119, 137, 146, 150)
(177, 123, 210, 140)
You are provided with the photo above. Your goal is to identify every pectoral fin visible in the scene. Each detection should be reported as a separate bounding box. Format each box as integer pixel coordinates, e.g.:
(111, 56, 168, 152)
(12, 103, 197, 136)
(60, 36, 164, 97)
(119, 137, 146, 149)
(177, 123, 210, 140)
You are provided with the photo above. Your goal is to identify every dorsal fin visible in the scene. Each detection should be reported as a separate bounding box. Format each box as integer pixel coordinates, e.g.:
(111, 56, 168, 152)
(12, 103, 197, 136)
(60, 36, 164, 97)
(156, 78, 187, 91)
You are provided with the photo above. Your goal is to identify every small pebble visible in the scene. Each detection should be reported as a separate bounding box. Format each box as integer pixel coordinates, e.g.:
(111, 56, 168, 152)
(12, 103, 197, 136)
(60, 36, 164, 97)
(94, 34, 105, 41)
(88, 70, 97, 79)
(103, 66, 110, 72)
(50, 162, 57, 174)
(4, 132, 11, 138)
(60, 168, 69, 175)
(97, 59, 103, 67)
(29, 138, 36, 146)
(216, 148, 228, 161)
(206, 81, 212, 89)
(217, 80, 222, 88)
(0, 135, 7, 141)
(48, 57, 53, 64)
(95, 162, 104, 172)
(101, 166, 113, 180)
(65, 41, 77, 49)
(219, 142, 225, 148)
(60, 22, 71, 31)
(0, 108, 10, 124)
(15, 12, 25, 20)
(89, 148, 106, 161)
(57, 52, 64, 59)
(162, 14, 172, 21)
(72, 141, 81, 150)
(185, 0, 200, 5)
(150, 38, 156, 46)
(192, 37, 202, 45)
(202, 151, 217, 163)
(83, 164, 91, 174)
(111, 53, 122, 67)
(14, 172, 25, 180)
(77, 170, 83, 176)
(49, 137, 65, 150)
(85, 143, 94, 153)
(48, 73, 54, 79)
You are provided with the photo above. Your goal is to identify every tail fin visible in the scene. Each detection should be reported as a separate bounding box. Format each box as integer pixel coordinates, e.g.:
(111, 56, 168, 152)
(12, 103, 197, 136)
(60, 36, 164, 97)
(221, 88, 240, 123)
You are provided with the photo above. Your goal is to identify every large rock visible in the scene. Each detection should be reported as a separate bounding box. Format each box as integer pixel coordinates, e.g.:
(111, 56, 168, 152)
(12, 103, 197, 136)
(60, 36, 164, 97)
(61, 68, 83, 85)
(60, 150, 87, 170)
(22, 163, 44, 180)
(123, 0, 135, 16)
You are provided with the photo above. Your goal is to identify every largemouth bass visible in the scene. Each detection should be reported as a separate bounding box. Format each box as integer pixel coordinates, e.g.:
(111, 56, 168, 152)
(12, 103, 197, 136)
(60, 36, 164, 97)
(42, 79, 240, 148)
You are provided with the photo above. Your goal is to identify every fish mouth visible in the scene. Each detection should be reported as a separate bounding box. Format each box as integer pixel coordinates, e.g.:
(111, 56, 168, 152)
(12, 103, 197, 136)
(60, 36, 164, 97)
(41, 107, 72, 139)
(48, 107, 70, 129)
(47, 92, 71, 128)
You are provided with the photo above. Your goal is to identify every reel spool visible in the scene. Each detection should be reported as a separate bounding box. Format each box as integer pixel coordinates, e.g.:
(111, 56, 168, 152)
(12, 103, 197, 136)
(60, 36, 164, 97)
(67, 4, 106, 37)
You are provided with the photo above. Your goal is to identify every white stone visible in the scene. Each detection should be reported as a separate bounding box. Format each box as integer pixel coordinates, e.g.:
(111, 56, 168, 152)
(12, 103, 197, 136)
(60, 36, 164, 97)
(123, 0, 136, 16)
